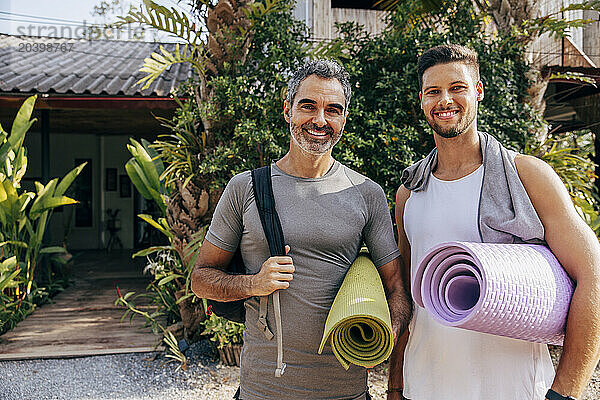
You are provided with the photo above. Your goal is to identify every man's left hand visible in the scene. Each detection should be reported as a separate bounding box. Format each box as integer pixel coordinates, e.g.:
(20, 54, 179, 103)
(386, 390, 405, 400)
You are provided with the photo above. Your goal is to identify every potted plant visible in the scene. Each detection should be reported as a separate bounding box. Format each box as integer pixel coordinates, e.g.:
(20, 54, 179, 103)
(201, 307, 245, 366)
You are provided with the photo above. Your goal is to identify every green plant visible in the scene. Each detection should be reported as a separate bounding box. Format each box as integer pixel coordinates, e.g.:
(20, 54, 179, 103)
(0, 95, 85, 334)
(140, 250, 189, 325)
(126, 137, 167, 214)
(121, 136, 209, 343)
(201, 298, 244, 349)
(125, 137, 173, 259)
(115, 286, 188, 370)
(525, 131, 600, 234)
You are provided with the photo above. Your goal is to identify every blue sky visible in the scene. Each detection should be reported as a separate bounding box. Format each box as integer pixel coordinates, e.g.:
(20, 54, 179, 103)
(0, 0, 191, 41)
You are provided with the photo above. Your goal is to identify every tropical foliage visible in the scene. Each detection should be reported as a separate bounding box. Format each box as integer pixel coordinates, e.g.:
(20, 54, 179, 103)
(115, 283, 189, 370)
(335, 0, 543, 203)
(526, 131, 600, 234)
(123, 138, 208, 344)
(0, 96, 84, 334)
(201, 299, 245, 349)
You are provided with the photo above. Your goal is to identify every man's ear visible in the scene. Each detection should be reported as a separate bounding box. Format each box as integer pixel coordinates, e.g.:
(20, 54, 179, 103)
(476, 81, 484, 102)
(284, 100, 291, 123)
(419, 91, 423, 110)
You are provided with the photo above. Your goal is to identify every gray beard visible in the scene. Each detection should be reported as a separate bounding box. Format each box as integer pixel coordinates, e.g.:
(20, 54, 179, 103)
(289, 122, 343, 156)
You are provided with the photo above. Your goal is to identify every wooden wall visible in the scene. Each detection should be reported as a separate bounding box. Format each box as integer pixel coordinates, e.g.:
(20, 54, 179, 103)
(313, 0, 332, 39)
(583, 10, 600, 67)
(529, 0, 598, 68)
(331, 8, 388, 38)
(309, 0, 387, 40)
(307, 0, 597, 66)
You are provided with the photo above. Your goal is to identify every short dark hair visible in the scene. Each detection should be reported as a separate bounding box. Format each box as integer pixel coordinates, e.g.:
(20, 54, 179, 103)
(287, 59, 352, 110)
(417, 44, 480, 89)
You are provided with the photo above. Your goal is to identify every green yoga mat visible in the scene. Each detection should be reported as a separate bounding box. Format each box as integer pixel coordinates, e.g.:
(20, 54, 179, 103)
(318, 252, 393, 369)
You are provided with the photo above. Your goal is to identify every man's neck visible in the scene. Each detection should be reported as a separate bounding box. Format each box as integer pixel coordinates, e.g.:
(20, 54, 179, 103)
(276, 147, 334, 179)
(433, 126, 482, 180)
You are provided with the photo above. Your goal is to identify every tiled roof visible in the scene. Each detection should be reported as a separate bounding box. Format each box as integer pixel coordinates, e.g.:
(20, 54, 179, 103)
(0, 34, 193, 97)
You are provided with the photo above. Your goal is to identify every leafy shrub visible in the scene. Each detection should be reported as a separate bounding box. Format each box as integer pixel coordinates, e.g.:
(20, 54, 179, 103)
(0, 96, 84, 334)
(336, 0, 543, 203)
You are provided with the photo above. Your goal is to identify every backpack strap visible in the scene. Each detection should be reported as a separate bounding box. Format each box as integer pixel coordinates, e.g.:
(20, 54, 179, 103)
(252, 166, 275, 340)
(251, 166, 286, 256)
(251, 165, 287, 377)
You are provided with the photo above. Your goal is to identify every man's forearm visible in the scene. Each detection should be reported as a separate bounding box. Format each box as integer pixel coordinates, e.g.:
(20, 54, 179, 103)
(191, 266, 256, 301)
(386, 285, 412, 398)
(388, 329, 409, 392)
(388, 285, 412, 336)
(551, 280, 600, 398)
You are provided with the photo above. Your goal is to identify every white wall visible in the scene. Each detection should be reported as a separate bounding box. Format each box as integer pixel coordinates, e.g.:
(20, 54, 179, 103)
(331, 8, 387, 37)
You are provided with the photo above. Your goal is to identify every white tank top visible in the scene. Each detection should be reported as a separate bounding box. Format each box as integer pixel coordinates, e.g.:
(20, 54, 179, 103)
(403, 165, 555, 400)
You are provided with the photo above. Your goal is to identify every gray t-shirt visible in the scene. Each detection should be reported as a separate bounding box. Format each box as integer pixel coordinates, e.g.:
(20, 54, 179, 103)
(206, 161, 400, 400)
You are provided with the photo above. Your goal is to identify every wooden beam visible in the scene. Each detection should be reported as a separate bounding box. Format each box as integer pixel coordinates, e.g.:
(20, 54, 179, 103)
(0, 95, 183, 110)
(0, 347, 164, 361)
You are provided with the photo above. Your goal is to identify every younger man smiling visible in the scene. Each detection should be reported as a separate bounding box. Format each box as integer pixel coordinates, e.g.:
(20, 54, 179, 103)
(395, 44, 600, 400)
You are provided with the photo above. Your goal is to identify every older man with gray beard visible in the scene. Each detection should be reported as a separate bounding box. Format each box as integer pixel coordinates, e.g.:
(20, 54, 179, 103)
(191, 59, 412, 400)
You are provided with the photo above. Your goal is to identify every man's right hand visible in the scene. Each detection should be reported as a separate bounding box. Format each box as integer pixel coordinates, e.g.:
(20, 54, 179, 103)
(251, 245, 294, 296)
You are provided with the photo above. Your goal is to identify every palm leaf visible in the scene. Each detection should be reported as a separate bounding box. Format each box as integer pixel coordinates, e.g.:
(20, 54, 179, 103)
(30, 196, 78, 219)
(129, 139, 162, 192)
(138, 214, 172, 238)
(241, 0, 289, 25)
(141, 138, 165, 178)
(126, 159, 153, 200)
(306, 39, 352, 62)
(39, 246, 67, 254)
(0, 256, 17, 271)
(0, 269, 20, 292)
(0, 181, 7, 203)
(12, 146, 28, 184)
(131, 245, 174, 258)
(0, 96, 37, 165)
(28, 179, 58, 217)
(0, 240, 28, 249)
(117, 0, 203, 46)
(137, 44, 207, 90)
(55, 162, 87, 197)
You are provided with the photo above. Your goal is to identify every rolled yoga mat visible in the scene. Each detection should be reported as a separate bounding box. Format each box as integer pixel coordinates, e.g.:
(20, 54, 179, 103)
(318, 252, 393, 369)
(413, 241, 574, 345)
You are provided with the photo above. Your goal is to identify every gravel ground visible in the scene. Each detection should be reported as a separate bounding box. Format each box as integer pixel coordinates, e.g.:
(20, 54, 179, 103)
(0, 342, 597, 400)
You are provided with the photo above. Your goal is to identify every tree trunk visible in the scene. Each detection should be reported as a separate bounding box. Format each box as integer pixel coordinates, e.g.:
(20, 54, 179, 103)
(175, 289, 206, 342)
(164, 0, 257, 336)
(488, 0, 542, 33)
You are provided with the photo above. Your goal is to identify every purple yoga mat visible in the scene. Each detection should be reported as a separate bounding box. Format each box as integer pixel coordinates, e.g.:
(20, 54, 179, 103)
(412, 242, 574, 345)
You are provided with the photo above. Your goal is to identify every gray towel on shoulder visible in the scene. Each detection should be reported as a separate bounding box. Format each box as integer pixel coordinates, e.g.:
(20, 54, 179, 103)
(401, 131, 545, 245)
